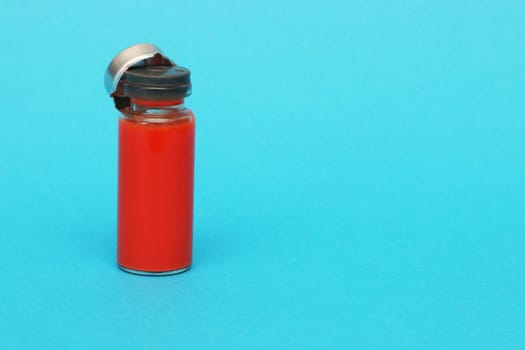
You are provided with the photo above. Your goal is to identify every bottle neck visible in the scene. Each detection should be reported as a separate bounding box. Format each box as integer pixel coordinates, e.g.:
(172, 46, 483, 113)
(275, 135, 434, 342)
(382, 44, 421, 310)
(130, 98, 184, 107)
(122, 99, 189, 124)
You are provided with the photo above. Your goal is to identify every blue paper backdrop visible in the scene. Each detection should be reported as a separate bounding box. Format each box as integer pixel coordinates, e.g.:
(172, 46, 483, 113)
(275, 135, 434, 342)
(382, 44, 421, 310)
(0, 0, 524, 348)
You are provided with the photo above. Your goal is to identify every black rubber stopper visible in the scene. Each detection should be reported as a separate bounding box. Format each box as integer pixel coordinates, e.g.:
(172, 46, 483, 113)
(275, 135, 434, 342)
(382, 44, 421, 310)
(121, 65, 192, 101)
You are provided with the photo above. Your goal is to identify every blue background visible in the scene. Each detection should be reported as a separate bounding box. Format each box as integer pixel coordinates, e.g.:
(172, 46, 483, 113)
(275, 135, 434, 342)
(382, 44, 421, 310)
(1, 0, 524, 348)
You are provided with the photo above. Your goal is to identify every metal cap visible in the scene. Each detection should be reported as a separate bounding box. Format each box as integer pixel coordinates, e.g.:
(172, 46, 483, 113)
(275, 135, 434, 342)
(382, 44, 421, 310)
(104, 43, 175, 96)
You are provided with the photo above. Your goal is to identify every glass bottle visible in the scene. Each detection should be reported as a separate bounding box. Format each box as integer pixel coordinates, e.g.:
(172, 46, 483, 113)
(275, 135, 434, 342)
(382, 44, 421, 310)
(111, 62, 195, 275)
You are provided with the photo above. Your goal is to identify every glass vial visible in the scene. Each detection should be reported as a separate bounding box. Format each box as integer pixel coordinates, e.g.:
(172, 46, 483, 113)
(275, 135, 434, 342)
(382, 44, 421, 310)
(106, 50, 195, 276)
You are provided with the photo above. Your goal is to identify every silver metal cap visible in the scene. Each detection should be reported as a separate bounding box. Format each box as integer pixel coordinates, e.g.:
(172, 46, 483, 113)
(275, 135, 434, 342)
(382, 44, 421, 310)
(104, 43, 175, 96)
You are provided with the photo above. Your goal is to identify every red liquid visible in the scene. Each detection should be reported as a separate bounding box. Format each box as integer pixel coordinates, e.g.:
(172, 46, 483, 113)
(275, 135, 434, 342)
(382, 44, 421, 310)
(117, 110, 195, 272)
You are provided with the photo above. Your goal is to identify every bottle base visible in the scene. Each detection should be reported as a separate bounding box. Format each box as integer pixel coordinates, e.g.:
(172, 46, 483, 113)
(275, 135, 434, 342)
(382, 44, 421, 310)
(119, 264, 191, 276)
